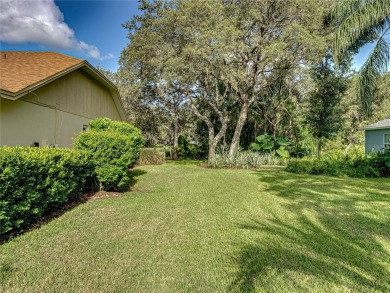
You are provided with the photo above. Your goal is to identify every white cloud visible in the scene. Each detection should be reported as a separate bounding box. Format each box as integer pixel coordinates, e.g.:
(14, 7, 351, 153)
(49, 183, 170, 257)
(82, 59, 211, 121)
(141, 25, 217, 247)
(79, 41, 114, 61)
(0, 0, 113, 60)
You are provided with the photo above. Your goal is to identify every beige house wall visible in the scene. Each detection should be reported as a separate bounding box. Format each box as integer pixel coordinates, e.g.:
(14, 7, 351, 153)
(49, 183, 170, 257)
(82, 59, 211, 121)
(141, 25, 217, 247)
(0, 69, 122, 147)
(0, 98, 56, 147)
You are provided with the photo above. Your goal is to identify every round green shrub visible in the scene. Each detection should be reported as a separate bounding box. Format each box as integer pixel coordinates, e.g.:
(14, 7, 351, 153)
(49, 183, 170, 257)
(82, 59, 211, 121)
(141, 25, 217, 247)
(89, 117, 144, 138)
(74, 118, 144, 191)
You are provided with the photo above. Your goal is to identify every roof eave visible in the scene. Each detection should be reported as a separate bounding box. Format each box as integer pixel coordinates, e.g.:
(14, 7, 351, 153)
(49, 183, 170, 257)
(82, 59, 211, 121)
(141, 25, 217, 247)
(358, 126, 390, 131)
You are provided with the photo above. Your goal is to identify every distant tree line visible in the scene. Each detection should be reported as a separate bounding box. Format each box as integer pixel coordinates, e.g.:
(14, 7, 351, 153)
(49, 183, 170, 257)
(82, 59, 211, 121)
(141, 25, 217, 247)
(99, 0, 389, 161)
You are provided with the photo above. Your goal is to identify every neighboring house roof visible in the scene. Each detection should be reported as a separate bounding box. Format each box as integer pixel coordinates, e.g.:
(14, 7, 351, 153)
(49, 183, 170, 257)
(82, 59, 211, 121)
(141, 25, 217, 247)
(0, 51, 127, 121)
(359, 118, 390, 130)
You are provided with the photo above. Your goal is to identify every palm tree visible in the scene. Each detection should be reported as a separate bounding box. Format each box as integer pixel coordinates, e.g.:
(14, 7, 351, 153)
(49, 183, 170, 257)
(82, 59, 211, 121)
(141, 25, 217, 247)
(332, 0, 390, 116)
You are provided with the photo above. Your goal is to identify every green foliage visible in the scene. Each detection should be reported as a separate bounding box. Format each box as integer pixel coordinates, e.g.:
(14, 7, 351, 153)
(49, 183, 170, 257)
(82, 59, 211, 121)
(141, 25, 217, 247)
(371, 149, 390, 176)
(178, 134, 204, 159)
(89, 117, 144, 143)
(250, 135, 292, 158)
(121, 0, 330, 158)
(0, 147, 93, 235)
(286, 150, 390, 178)
(139, 148, 165, 165)
(305, 53, 348, 156)
(74, 118, 144, 191)
(208, 148, 283, 169)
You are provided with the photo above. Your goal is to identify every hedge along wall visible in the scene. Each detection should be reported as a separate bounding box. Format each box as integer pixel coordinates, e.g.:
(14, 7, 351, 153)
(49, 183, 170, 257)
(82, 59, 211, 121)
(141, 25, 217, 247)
(0, 147, 94, 235)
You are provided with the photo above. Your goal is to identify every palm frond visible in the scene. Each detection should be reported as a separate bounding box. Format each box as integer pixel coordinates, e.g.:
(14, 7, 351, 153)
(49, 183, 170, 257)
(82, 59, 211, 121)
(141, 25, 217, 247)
(357, 33, 390, 115)
(333, 0, 390, 62)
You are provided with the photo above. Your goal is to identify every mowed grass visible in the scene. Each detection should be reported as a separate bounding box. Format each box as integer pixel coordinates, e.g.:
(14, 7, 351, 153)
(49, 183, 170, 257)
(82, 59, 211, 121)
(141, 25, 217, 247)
(1, 161, 390, 293)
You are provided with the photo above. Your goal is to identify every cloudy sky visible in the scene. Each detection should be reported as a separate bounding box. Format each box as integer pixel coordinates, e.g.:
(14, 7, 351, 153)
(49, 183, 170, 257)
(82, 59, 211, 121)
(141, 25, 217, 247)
(0, 0, 377, 72)
(0, 0, 139, 71)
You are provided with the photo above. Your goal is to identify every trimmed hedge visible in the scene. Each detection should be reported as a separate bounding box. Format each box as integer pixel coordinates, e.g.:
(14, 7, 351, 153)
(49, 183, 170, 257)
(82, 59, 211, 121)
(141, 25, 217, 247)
(74, 118, 144, 191)
(0, 147, 94, 234)
(139, 148, 165, 165)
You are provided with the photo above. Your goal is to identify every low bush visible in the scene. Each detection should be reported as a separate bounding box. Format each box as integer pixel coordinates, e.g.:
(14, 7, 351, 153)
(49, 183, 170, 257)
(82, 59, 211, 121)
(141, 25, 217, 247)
(286, 150, 390, 178)
(139, 148, 165, 165)
(208, 149, 283, 169)
(178, 135, 205, 159)
(74, 118, 144, 191)
(250, 135, 292, 157)
(89, 117, 144, 139)
(0, 147, 93, 234)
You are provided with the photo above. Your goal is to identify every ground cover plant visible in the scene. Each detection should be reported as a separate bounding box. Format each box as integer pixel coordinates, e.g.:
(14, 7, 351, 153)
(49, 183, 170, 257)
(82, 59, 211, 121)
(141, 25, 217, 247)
(1, 162, 389, 292)
(208, 149, 283, 169)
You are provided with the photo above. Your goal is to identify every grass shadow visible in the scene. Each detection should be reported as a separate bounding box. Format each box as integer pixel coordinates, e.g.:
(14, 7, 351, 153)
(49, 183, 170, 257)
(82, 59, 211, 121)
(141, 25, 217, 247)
(166, 159, 206, 166)
(128, 168, 147, 189)
(230, 171, 390, 292)
(0, 192, 94, 245)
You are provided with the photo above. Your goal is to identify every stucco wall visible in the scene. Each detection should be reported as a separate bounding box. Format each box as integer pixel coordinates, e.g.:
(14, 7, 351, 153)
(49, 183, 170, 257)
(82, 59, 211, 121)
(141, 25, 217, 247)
(0, 98, 55, 147)
(365, 129, 390, 154)
(0, 69, 122, 147)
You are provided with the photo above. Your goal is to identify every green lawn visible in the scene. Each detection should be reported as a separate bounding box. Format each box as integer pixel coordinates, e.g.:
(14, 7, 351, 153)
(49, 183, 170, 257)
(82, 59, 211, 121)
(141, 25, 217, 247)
(1, 161, 390, 292)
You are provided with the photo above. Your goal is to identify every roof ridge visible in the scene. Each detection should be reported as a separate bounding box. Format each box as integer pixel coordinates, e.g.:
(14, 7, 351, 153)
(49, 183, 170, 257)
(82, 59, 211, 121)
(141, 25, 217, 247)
(0, 52, 84, 93)
(0, 51, 84, 61)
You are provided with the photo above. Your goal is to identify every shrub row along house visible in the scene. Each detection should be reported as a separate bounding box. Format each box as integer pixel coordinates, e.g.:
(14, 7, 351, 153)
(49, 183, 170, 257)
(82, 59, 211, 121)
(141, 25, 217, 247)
(0, 51, 126, 147)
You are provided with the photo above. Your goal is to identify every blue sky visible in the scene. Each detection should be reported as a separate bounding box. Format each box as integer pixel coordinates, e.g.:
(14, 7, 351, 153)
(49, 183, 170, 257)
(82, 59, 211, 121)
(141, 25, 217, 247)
(0, 0, 380, 72)
(0, 0, 139, 72)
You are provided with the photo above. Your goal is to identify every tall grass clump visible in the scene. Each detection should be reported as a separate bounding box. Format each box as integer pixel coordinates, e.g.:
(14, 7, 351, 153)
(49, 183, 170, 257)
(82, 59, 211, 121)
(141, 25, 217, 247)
(208, 149, 282, 169)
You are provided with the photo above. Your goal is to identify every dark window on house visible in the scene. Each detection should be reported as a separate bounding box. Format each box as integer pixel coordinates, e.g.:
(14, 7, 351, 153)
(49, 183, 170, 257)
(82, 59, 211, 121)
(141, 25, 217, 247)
(385, 134, 390, 149)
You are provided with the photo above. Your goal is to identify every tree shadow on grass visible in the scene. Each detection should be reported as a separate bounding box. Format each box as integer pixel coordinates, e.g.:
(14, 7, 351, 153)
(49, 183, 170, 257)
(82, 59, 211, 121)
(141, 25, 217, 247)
(128, 168, 147, 189)
(230, 171, 390, 292)
(166, 159, 206, 166)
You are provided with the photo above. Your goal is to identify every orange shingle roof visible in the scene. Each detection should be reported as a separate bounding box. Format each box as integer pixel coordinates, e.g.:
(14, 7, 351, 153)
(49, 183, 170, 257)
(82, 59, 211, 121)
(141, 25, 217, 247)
(0, 51, 83, 94)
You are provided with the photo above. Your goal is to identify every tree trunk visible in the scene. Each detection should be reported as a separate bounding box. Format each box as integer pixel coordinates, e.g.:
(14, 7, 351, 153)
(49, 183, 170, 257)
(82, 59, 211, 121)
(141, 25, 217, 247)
(173, 115, 179, 160)
(317, 138, 322, 158)
(254, 121, 257, 141)
(188, 97, 228, 165)
(229, 97, 249, 156)
(343, 142, 354, 155)
(208, 140, 217, 164)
